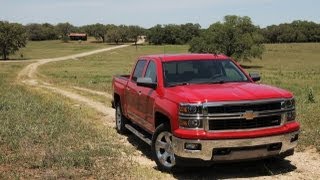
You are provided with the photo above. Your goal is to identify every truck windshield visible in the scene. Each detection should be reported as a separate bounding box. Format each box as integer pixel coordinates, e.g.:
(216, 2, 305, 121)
(163, 59, 249, 87)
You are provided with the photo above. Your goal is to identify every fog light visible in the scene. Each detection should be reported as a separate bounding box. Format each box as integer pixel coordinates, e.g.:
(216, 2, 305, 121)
(267, 143, 282, 151)
(188, 119, 201, 128)
(213, 148, 231, 156)
(185, 143, 201, 150)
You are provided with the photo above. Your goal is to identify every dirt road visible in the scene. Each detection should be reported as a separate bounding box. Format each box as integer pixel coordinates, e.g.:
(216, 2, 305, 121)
(12, 45, 320, 179)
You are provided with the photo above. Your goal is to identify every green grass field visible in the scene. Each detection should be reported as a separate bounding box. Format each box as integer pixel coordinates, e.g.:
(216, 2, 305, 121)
(39, 45, 189, 93)
(40, 43, 320, 150)
(243, 43, 320, 149)
(0, 43, 165, 179)
(9, 38, 113, 60)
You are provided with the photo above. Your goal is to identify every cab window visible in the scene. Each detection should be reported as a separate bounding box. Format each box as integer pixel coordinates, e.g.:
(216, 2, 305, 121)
(144, 61, 157, 83)
(132, 60, 147, 82)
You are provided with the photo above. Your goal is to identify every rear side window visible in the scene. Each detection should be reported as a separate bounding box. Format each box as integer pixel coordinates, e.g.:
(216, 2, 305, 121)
(132, 60, 147, 82)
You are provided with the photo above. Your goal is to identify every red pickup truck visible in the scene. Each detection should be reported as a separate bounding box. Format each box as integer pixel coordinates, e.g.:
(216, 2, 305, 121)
(112, 54, 299, 171)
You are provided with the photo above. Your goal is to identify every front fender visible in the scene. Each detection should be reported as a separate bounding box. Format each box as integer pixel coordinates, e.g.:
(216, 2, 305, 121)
(154, 98, 179, 131)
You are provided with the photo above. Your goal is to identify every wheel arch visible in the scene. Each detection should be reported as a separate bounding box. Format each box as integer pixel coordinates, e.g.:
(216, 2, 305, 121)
(113, 93, 121, 107)
(154, 111, 171, 129)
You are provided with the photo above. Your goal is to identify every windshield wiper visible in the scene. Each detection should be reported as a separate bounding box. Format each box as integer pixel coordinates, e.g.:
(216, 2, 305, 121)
(167, 82, 190, 87)
(200, 80, 246, 84)
(197, 80, 226, 84)
(208, 80, 226, 84)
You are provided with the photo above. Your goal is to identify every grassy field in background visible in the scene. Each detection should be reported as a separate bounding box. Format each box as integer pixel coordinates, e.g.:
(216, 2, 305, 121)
(242, 43, 320, 149)
(9, 37, 113, 60)
(40, 43, 320, 150)
(0, 63, 161, 178)
(39, 45, 189, 93)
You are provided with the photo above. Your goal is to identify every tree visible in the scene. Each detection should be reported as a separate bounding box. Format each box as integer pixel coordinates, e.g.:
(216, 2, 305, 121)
(0, 21, 27, 60)
(118, 25, 129, 43)
(180, 23, 201, 44)
(87, 23, 108, 42)
(26, 23, 58, 41)
(162, 24, 183, 44)
(56, 22, 74, 42)
(106, 26, 121, 44)
(189, 15, 264, 61)
(148, 24, 165, 45)
(147, 23, 201, 45)
(262, 20, 320, 43)
(128, 25, 145, 45)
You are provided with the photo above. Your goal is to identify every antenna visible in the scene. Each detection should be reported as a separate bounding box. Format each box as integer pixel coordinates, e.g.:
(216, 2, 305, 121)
(163, 45, 166, 57)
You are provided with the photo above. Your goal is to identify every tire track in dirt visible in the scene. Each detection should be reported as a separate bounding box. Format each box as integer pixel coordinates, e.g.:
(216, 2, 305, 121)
(16, 46, 128, 120)
(72, 86, 113, 99)
(10, 45, 320, 179)
(14, 44, 158, 169)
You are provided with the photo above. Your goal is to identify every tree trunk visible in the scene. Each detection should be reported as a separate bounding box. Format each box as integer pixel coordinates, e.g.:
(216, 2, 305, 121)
(2, 48, 6, 60)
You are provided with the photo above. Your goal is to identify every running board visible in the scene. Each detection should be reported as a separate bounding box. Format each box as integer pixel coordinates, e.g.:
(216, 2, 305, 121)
(125, 124, 152, 145)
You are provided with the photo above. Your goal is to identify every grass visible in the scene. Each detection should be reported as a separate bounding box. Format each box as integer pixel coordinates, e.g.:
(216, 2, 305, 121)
(0, 63, 163, 179)
(40, 43, 320, 150)
(8, 37, 113, 60)
(39, 45, 189, 93)
(242, 43, 320, 150)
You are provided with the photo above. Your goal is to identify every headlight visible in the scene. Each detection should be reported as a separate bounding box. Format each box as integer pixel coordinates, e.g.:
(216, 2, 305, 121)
(281, 98, 295, 109)
(179, 104, 202, 114)
(179, 119, 203, 129)
(282, 98, 296, 122)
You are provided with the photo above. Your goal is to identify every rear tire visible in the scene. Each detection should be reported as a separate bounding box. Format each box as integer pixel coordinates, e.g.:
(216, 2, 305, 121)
(151, 123, 177, 172)
(115, 102, 129, 134)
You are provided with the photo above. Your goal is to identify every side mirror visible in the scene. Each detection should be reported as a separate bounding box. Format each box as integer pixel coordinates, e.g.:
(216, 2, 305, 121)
(249, 72, 261, 82)
(137, 77, 157, 89)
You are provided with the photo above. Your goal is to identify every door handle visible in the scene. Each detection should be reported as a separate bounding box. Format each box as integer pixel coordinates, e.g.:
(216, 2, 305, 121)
(138, 91, 142, 95)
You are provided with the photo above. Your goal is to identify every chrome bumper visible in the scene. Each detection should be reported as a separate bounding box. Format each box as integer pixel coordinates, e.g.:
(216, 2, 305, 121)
(172, 131, 299, 161)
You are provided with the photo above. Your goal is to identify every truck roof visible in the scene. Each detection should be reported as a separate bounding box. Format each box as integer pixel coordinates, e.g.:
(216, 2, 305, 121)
(139, 53, 230, 62)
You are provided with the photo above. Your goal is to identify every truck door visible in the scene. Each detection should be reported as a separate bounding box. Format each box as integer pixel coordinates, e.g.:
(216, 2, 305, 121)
(137, 60, 158, 132)
(125, 60, 147, 124)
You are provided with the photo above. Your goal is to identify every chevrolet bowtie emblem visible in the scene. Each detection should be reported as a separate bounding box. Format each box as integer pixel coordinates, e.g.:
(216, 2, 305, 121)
(242, 111, 257, 120)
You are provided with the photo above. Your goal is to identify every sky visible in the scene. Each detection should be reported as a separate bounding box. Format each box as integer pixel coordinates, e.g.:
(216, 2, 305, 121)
(0, 0, 319, 28)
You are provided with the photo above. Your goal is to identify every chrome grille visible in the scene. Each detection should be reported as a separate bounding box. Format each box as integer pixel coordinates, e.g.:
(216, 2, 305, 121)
(205, 100, 286, 131)
(207, 102, 281, 114)
(208, 115, 281, 130)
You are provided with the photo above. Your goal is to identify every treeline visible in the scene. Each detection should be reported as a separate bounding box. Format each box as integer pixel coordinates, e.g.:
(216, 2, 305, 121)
(24, 22, 201, 44)
(24, 20, 320, 44)
(148, 23, 201, 45)
(262, 20, 320, 43)
(25, 23, 146, 44)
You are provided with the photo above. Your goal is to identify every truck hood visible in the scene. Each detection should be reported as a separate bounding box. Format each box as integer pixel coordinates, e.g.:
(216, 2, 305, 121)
(164, 82, 293, 103)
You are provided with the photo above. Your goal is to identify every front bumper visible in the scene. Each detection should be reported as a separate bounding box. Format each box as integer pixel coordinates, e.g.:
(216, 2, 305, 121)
(172, 131, 299, 161)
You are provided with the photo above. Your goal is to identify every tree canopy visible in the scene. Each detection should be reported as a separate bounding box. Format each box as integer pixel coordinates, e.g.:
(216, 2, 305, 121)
(83, 23, 108, 42)
(262, 20, 320, 43)
(26, 23, 58, 41)
(0, 21, 27, 60)
(148, 23, 201, 45)
(189, 15, 264, 61)
(56, 22, 75, 42)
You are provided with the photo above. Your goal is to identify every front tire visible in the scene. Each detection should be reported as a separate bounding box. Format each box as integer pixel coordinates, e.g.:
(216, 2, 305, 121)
(151, 123, 176, 172)
(115, 102, 129, 134)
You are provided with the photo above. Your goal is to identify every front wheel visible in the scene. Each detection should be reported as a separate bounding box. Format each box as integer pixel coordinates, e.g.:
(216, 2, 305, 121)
(151, 123, 176, 172)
